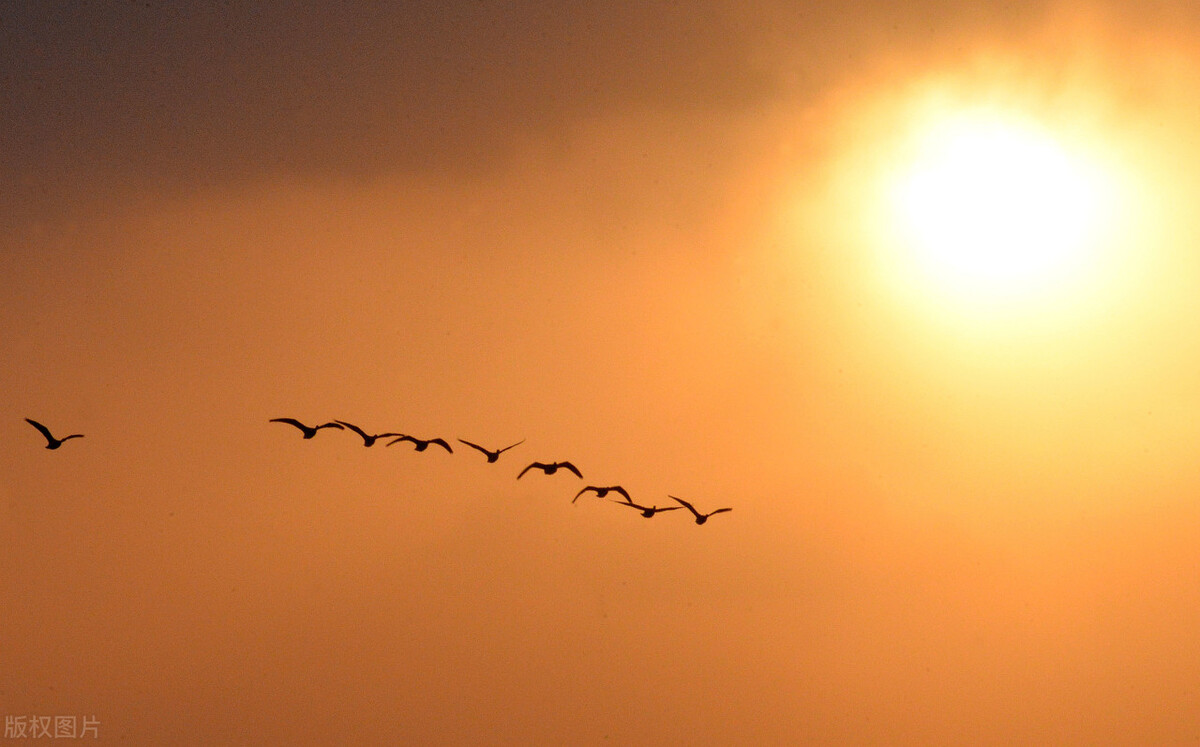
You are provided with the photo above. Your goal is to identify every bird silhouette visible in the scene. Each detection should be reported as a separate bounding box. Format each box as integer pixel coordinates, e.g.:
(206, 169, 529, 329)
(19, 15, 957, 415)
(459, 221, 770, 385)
(386, 435, 453, 453)
(457, 438, 525, 463)
(517, 461, 583, 479)
(334, 420, 403, 447)
(573, 485, 631, 504)
(668, 495, 732, 525)
(25, 418, 84, 450)
(269, 418, 345, 439)
(610, 498, 682, 518)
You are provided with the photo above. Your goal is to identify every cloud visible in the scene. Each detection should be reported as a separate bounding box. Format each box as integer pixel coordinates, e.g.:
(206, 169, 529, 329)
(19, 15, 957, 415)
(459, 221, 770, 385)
(6, 1, 1197, 223)
(0, 2, 776, 206)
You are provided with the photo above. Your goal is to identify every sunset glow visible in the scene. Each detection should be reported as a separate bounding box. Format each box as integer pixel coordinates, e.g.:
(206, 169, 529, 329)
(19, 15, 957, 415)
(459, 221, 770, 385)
(889, 112, 1115, 301)
(7, 3, 1200, 744)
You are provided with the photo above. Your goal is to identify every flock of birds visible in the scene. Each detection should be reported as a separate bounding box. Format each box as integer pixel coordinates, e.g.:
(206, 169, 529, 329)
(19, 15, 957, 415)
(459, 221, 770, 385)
(23, 417, 734, 525)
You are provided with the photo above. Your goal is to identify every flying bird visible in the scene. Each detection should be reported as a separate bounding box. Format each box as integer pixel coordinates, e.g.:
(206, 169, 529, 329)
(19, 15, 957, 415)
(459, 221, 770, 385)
(334, 420, 403, 447)
(25, 418, 84, 450)
(517, 461, 583, 480)
(668, 495, 733, 525)
(573, 485, 631, 504)
(386, 435, 453, 453)
(457, 438, 525, 463)
(610, 499, 682, 518)
(269, 418, 345, 439)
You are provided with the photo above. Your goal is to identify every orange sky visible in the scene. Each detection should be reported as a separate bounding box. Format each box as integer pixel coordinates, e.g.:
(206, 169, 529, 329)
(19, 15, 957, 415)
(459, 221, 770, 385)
(5, 2, 1200, 743)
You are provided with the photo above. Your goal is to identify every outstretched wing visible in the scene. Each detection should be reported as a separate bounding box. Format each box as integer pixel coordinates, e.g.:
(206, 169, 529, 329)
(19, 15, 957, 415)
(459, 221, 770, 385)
(315, 422, 344, 431)
(611, 485, 631, 503)
(560, 461, 584, 479)
(652, 506, 683, 513)
(517, 462, 546, 479)
(429, 438, 453, 453)
(385, 436, 412, 448)
(708, 507, 733, 517)
(611, 498, 649, 511)
(24, 418, 55, 443)
(269, 417, 308, 432)
(496, 438, 526, 454)
(458, 439, 491, 456)
(573, 486, 598, 503)
(668, 495, 701, 517)
(334, 420, 369, 442)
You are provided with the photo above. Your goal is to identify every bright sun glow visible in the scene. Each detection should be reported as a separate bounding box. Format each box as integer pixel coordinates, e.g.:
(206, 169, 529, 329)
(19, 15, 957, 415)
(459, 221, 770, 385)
(885, 110, 1120, 307)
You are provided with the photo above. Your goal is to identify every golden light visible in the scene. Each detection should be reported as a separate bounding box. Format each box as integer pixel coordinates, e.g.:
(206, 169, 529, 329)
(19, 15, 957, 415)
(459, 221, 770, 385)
(883, 109, 1122, 310)
(756, 51, 1191, 525)
(776, 63, 1155, 351)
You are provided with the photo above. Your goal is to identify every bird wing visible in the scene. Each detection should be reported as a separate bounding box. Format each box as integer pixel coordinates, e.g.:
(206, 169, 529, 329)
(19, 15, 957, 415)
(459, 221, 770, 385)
(653, 506, 683, 512)
(497, 438, 526, 454)
(430, 438, 453, 453)
(611, 498, 649, 511)
(334, 420, 368, 441)
(708, 508, 733, 516)
(269, 417, 306, 430)
(611, 486, 631, 502)
(316, 422, 344, 430)
(560, 462, 584, 479)
(517, 462, 546, 479)
(668, 495, 701, 517)
(458, 439, 491, 455)
(385, 436, 410, 447)
(25, 418, 55, 443)
(573, 486, 597, 503)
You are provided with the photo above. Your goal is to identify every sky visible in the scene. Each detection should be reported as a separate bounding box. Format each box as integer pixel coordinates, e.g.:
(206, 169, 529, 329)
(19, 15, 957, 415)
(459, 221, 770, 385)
(5, 1, 1200, 743)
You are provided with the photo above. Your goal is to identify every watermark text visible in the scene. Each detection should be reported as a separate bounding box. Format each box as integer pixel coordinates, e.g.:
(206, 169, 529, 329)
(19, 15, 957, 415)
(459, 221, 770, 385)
(4, 715, 99, 739)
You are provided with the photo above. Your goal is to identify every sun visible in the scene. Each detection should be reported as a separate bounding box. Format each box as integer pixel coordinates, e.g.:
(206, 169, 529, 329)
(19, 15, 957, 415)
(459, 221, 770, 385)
(883, 109, 1120, 308)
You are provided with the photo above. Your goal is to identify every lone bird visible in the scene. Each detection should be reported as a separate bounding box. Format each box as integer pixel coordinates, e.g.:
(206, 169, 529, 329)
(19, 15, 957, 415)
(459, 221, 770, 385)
(457, 438, 525, 463)
(386, 435, 453, 453)
(668, 495, 733, 525)
(517, 461, 583, 480)
(334, 420, 403, 447)
(269, 418, 344, 439)
(611, 498, 682, 518)
(25, 418, 84, 450)
(573, 485, 631, 504)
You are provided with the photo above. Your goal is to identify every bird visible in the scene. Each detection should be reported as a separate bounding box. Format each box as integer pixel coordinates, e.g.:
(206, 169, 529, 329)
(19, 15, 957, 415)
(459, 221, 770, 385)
(610, 498, 682, 518)
(517, 461, 583, 479)
(668, 495, 733, 525)
(457, 438, 525, 463)
(25, 418, 84, 450)
(573, 485, 631, 504)
(268, 418, 345, 439)
(386, 435, 453, 453)
(334, 420, 403, 447)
